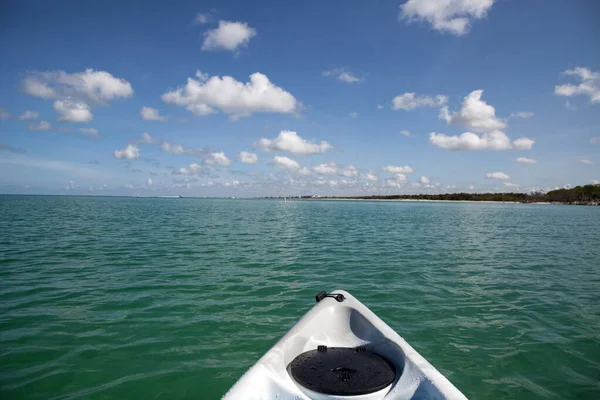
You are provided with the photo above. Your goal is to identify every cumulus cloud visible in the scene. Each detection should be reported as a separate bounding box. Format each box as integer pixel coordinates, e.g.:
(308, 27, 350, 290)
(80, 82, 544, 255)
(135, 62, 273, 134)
(486, 172, 510, 180)
(383, 165, 414, 174)
(340, 165, 358, 177)
(239, 151, 258, 164)
(201, 20, 256, 52)
(53, 99, 93, 122)
(386, 174, 407, 187)
(399, 0, 495, 36)
(162, 71, 298, 119)
(161, 141, 208, 157)
(554, 67, 600, 104)
(432, 90, 533, 151)
(270, 155, 302, 170)
(376, 104, 384, 109)
(313, 162, 339, 175)
(173, 163, 203, 175)
(516, 157, 536, 164)
(419, 176, 430, 184)
(322, 68, 363, 83)
(439, 90, 505, 132)
(580, 159, 594, 165)
(503, 182, 519, 188)
(254, 130, 332, 155)
(361, 172, 378, 181)
(23, 69, 133, 103)
(512, 137, 535, 150)
(400, 130, 410, 136)
(78, 128, 99, 136)
(18, 110, 39, 120)
(140, 132, 159, 144)
(348, 112, 358, 118)
(204, 151, 231, 166)
(392, 92, 447, 110)
(28, 121, 51, 131)
(114, 144, 140, 160)
(140, 106, 167, 121)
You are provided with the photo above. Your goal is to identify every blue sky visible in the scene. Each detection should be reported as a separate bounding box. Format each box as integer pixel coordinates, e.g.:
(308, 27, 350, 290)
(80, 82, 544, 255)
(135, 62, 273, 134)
(0, 0, 599, 196)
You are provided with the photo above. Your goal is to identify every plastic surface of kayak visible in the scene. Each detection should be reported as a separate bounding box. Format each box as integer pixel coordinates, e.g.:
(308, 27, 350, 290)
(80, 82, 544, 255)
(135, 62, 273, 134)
(223, 290, 468, 399)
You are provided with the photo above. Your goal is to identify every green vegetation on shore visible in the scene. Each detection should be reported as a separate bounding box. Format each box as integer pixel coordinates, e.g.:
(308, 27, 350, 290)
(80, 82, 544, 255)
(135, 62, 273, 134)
(323, 184, 600, 205)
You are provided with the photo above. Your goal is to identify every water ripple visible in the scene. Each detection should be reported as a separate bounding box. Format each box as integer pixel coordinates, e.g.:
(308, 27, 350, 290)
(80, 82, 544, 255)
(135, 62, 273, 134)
(1, 196, 599, 399)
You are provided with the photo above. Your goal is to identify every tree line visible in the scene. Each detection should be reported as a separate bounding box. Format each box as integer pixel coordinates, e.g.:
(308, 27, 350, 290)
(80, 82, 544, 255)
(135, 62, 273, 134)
(325, 184, 600, 205)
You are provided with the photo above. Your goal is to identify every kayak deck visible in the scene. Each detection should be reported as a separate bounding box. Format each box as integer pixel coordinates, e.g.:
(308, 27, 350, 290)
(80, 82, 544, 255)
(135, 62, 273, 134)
(223, 290, 467, 399)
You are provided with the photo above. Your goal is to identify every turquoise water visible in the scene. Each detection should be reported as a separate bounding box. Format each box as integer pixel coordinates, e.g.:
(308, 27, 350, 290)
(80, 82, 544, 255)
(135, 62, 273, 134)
(1, 196, 599, 399)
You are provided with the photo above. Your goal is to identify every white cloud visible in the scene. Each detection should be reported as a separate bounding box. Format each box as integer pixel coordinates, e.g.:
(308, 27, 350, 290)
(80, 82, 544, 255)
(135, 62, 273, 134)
(340, 165, 358, 177)
(114, 144, 140, 160)
(503, 182, 519, 188)
(18, 110, 39, 120)
(194, 12, 210, 24)
(162, 71, 298, 119)
(298, 167, 312, 176)
(468, 185, 475, 190)
(510, 111, 534, 119)
(419, 176, 430, 184)
(254, 130, 332, 155)
(140, 106, 167, 121)
(486, 172, 510, 180)
(392, 92, 447, 110)
(23, 69, 133, 103)
(555, 67, 600, 103)
(590, 137, 599, 144)
(399, 0, 495, 36)
(386, 174, 407, 187)
(565, 100, 577, 111)
(349, 112, 358, 118)
(322, 68, 363, 83)
(313, 162, 339, 175)
(28, 121, 51, 131)
(0, 108, 10, 119)
(361, 172, 378, 181)
(140, 132, 159, 144)
(439, 90, 505, 132)
(515, 157, 536, 164)
(201, 20, 256, 52)
(400, 130, 411, 136)
(513, 137, 535, 150)
(580, 159, 594, 165)
(432, 90, 534, 151)
(239, 151, 258, 164)
(270, 155, 302, 170)
(376, 104, 384, 109)
(592, 180, 599, 185)
(53, 99, 93, 122)
(383, 165, 414, 174)
(173, 163, 203, 175)
(78, 128, 99, 136)
(147, 178, 153, 186)
(204, 152, 231, 166)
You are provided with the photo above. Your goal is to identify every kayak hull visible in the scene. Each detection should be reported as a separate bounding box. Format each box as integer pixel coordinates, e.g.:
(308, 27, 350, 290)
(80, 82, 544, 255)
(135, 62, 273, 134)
(223, 290, 467, 399)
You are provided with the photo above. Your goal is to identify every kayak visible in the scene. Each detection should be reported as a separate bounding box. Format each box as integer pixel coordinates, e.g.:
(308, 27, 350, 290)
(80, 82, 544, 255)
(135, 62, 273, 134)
(223, 290, 468, 399)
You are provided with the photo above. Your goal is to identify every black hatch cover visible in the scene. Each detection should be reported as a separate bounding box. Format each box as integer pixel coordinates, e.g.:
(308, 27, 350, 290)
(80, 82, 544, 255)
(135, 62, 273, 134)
(287, 346, 396, 396)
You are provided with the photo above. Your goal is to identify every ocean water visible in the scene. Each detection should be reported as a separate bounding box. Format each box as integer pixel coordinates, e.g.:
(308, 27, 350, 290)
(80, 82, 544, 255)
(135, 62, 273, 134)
(1, 195, 599, 400)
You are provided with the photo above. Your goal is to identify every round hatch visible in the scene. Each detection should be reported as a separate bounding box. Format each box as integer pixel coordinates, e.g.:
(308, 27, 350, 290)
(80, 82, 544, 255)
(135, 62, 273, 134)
(287, 346, 396, 396)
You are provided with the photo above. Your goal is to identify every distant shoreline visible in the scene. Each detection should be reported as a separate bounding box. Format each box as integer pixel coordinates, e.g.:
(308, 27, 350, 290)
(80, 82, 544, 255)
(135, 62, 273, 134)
(304, 198, 555, 205)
